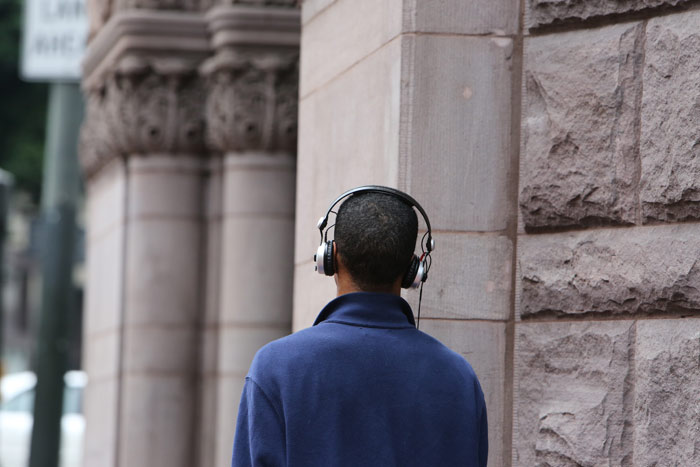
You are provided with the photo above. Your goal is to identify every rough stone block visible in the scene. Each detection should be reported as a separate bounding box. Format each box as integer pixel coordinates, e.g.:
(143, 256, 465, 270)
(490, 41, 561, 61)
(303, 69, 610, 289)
(640, 10, 700, 222)
(526, 0, 692, 29)
(518, 224, 700, 317)
(633, 318, 700, 465)
(404, 232, 512, 321)
(514, 321, 634, 466)
(405, 34, 514, 232)
(300, 0, 402, 95)
(520, 23, 644, 231)
(295, 37, 401, 265)
(407, 0, 518, 35)
(419, 319, 506, 467)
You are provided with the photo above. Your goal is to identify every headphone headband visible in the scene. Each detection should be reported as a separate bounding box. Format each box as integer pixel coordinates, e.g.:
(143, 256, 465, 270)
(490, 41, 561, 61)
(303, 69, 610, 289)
(317, 185, 434, 252)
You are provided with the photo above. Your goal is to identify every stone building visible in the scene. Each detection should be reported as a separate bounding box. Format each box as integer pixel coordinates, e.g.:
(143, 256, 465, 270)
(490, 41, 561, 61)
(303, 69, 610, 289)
(79, 0, 700, 466)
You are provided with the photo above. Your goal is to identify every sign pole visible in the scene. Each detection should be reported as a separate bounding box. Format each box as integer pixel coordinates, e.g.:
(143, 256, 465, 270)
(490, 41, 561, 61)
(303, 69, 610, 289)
(28, 82, 83, 467)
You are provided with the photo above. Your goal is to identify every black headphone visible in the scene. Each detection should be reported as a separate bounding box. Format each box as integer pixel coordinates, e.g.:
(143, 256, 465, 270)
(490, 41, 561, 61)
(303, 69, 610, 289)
(314, 185, 435, 289)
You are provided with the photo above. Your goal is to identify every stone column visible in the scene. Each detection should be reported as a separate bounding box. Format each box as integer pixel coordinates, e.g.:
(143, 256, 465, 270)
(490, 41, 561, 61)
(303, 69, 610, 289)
(80, 11, 209, 467)
(200, 5, 299, 466)
(296, 2, 520, 465)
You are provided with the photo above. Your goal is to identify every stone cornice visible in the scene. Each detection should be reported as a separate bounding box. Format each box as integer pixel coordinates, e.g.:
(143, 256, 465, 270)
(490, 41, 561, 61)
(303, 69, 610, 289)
(206, 5, 300, 49)
(79, 5, 300, 179)
(82, 10, 209, 90)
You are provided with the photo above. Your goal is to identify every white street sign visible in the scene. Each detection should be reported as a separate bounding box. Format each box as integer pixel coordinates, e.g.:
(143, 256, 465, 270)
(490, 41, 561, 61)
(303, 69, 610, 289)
(21, 0, 88, 81)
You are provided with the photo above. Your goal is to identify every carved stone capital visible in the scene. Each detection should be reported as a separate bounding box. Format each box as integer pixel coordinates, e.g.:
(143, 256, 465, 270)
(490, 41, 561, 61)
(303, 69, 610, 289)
(80, 54, 206, 177)
(80, 11, 209, 178)
(201, 48, 298, 153)
(201, 5, 300, 154)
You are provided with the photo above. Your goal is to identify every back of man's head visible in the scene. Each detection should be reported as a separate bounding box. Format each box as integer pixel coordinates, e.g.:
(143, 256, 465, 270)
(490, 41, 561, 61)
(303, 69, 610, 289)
(335, 192, 418, 290)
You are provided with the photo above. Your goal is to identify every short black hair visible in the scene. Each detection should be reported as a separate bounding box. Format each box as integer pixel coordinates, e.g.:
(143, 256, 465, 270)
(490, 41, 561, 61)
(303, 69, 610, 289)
(334, 192, 418, 289)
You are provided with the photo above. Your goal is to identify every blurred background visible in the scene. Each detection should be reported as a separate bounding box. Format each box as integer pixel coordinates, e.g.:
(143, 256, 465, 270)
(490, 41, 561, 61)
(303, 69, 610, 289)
(1, 0, 86, 466)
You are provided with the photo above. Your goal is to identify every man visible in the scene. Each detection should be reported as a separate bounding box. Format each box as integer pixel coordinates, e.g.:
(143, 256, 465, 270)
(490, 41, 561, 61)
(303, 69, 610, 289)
(232, 187, 488, 466)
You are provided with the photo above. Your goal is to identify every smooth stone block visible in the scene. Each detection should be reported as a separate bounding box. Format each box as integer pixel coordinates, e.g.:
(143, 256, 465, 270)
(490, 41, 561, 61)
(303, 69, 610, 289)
(86, 158, 126, 242)
(200, 327, 219, 376)
(407, 0, 518, 35)
(223, 153, 296, 217)
(514, 321, 634, 466)
(125, 219, 201, 326)
(525, 0, 691, 29)
(218, 325, 290, 376)
(633, 318, 700, 465)
(82, 377, 119, 467)
(83, 330, 120, 382)
(302, 0, 336, 24)
(518, 224, 700, 317)
(293, 262, 336, 331)
(196, 375, 219, 467)
(215, 376, 246, 467)
(640, 9, 700, 223)
(300, 0, 402, 95)
(419, 319, 506, 467)
(203, 215, 222, 326)
(520, 23, 643, 231)
(120, 374, 196, 467)
(128, 156, 203, 220)
(296, 37, 402, 264)
(405, 34, 513, 232)
(404, 232, 512, 321)
(122, 326, 197, 374)
(84, 227, 124, 335)
(220, 217, 295, 324)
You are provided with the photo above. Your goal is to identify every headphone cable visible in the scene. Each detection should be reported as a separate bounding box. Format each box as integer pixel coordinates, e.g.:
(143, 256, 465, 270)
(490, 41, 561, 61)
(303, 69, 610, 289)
(417, 281, 424, 330)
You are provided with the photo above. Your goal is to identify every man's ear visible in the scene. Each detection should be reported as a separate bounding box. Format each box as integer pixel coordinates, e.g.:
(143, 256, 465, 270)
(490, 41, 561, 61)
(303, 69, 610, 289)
(333, 242, 345, 275)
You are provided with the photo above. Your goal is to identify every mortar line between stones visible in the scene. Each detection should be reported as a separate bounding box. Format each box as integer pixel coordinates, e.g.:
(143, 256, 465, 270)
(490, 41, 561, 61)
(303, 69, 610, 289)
(519, 217, 700, 236)
(115, 162, 128, 467)
(299, 33, 403, 101)
(302, 0, 339, 27)
(506, 0, 527, 465)
(190, 168, 210, 467)
(519, 312, 700, 324)
(621, 320, 637, 465)
(633, 21, 647, 226)
(525, 2, 698, 36)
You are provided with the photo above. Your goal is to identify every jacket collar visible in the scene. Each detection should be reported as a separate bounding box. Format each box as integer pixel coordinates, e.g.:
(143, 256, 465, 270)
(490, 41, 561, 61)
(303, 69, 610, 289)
(313, 292, 416, 329)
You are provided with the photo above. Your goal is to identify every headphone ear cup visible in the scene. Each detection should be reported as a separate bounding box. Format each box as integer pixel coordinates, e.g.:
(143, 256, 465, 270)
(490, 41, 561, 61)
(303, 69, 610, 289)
(323, 240, 335, 276)
(401, 255, 421, 289)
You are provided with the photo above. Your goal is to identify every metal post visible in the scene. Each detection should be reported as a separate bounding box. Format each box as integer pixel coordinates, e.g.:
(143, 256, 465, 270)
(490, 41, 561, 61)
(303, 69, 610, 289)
(0, 170, 13, 386)
(29, 82, 83, 467)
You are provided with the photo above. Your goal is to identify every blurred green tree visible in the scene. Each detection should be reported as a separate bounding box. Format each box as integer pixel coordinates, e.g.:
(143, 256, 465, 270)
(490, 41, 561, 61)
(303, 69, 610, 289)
(0, 0, 48, 203)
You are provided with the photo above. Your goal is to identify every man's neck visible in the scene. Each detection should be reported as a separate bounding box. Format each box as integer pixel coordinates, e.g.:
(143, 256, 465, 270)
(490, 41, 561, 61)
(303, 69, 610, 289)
(336, 276, 401, 297)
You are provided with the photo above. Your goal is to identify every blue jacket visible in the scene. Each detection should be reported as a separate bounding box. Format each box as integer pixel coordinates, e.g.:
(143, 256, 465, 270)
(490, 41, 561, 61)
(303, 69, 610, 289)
(232, 292, 488, 467)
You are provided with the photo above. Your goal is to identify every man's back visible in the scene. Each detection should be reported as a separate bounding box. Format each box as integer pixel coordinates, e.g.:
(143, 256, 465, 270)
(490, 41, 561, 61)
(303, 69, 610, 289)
(233, 292, 488, 467)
